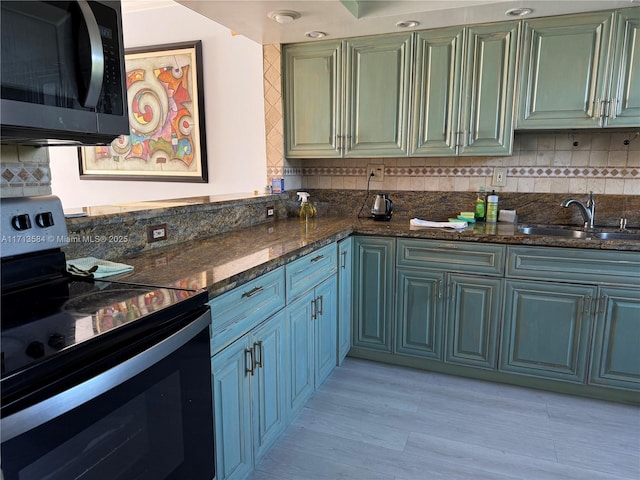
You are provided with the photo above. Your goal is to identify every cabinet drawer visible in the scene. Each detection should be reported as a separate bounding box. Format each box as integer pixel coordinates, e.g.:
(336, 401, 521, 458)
(507, 246, 640, 286)
(286, 243, 337, 302)
(397, 239, 505, 276)
(209, 267, 285, 354)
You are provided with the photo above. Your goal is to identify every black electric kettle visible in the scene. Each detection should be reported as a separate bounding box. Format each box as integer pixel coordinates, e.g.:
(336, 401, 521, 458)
(371, 193, 393, 221)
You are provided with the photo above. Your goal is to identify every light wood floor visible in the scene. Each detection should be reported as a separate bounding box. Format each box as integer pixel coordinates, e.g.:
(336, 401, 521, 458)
(249, 357, 640, 480)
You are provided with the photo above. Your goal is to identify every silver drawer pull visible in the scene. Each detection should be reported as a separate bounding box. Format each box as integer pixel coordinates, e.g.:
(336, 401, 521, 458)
(439, 243, 458, 249)
(310, 254, 325, 263)
(242, 286, 264, 298)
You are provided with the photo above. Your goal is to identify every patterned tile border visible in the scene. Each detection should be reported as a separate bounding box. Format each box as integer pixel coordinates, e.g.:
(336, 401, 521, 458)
(283, 165, 640, 179)
(0, 165, 51, 186)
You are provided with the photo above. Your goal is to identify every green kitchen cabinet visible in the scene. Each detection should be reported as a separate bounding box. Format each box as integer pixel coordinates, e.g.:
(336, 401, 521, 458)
(395, 268, 444, 360)
(517, 8, 640, 129)
(283, 41, 343, 157)
(459, 22, 520, 155)
(446, 274, 502, 370)
(500, 279, 597, 384)
(394, 239, 504, 366)
(211, 311, 287, 480)
(411, 22, 519, 156)
(251, 311, 288, 461)
(337, 237, 353, 364)
(589, 286, 640, 390)
(211, 336, 253, 480)
(410, 27, 463, 156)
(283, 33, 412, 158)
(286, 276, 337, 417)
(343, 33, 412, 156)
(606, 8, 640, 127)
(285, 289, 315, 417)
(352, 237, 395, 353)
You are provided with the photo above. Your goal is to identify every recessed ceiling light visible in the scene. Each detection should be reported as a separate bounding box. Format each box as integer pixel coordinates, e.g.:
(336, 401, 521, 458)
(505, 7, 533, 17)
(267, 10, 301, 24)
(396, 20, 420, 29)
(305, 31, 327, 39)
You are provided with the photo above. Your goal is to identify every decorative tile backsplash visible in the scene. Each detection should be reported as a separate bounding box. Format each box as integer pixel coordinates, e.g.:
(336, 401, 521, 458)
(0, 145, 52, 198)
(287, 131, 640, 195)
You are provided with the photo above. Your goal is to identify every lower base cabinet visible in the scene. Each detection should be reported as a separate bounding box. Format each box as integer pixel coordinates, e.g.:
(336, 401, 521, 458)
(286, 276, 337, 418)
(446, 274, 502, 370)
(211, 311, 287, 480)
(500, 279, 596, 383)
(590, 286, 640, 389)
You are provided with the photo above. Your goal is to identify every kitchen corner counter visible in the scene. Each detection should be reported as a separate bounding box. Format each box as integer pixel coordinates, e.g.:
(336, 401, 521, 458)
(112, 215, 640, 299)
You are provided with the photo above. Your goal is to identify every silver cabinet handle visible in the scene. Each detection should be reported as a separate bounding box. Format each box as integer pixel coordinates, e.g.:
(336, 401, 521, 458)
(242, 286, 264, 298)
(340, 251, 347, 269)
(77, 1, 104, 108)
(253, 341, 263, 368)
(244, 348, 255, 376)
(310, 255, 325, 263)
(311, 298, 317, 320)
(317, 295, 324, 316)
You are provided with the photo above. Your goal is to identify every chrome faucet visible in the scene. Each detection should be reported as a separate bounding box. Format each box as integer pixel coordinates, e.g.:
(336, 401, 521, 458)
(561, 191, 596, 229)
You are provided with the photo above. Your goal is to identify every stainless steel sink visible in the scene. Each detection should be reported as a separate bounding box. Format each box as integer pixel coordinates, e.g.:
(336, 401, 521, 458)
(517, 226, 589, 239)
(518, 225, 640, 241)
(594, 231, 640, 241)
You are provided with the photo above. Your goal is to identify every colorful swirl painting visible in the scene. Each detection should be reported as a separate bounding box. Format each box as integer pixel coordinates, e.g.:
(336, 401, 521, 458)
(80, 41, 208, 182)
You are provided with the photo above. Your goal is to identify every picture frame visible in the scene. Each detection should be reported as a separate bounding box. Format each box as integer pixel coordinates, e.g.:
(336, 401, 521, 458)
(79, 40, 208, 182)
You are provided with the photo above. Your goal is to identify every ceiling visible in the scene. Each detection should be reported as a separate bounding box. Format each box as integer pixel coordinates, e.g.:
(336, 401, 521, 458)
(123, 0, 639, 44)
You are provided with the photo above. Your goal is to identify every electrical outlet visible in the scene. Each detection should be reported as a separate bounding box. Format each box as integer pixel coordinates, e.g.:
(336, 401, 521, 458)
(492, 167, 507, 187)
(147, 223, 167, 243)
(367, 164, 384, 182)
(266, 206, 275, 218)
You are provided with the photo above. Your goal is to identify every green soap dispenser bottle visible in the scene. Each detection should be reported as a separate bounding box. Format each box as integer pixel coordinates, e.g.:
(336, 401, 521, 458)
(474, 186, 486, 221)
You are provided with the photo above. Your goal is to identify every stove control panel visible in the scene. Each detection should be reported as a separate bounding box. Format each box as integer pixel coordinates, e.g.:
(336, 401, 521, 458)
(1, 195, 69, 258)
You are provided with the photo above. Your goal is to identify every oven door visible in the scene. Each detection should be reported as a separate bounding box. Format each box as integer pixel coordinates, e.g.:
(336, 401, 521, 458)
(0, 309, 215, 480)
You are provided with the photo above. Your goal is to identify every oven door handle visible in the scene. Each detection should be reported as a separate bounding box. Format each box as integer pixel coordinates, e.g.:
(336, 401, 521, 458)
(0, 309, 211, 443)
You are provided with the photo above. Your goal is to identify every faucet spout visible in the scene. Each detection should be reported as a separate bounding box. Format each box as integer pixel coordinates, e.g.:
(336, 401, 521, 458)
(561, 192, 595, 229)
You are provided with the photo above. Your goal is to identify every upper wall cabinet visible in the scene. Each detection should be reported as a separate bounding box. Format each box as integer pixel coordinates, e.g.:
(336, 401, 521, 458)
(283, 33, 412, 158)
(411, 22, 519, 156)
(517, 8, 640, 129)
(283, 41, 343, 158)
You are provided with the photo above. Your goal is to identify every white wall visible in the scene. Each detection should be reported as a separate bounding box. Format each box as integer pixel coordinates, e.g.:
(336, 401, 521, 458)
(50, 3, 267, 208)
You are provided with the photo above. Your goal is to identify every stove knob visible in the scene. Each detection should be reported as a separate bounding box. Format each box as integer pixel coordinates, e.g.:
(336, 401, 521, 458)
(48, 333, 66, 350)
(11, 214, 32, 231)
(35, 212, 55, 228)
(26, 341, 45, 359)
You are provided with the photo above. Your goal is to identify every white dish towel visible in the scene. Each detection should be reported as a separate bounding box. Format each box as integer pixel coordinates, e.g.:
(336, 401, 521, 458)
(410, 218, 467, 229)
(66, 256, 134, 279)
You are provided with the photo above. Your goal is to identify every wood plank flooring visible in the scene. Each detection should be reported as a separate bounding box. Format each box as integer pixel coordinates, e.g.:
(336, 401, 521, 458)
(249, 358, 640, 480)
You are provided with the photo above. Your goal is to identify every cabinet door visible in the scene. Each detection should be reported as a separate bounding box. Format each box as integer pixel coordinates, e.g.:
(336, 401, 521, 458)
(500, 280, 597, 383)
(459, 21, 519, 156)
(517, 12, 613, 129)
(285, 290, 315, 418)
(283, 41, 343, 157)
(410, 27, 463, 156)
(337, 237, 353, 364)
(251, 311, 287, 461)
(344, 34, 412, 157)
(446, 274, 502, 370)
(211, 338, 253, 480)
(352, 237, 395, 352)
(606, 8, 640, 127)
(315, 276, 338, 385)
(589, 287, 640, 390)
(395, 268, 444, 360)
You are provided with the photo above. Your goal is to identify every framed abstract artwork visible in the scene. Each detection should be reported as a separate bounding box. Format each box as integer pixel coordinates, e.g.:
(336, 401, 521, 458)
(79, 41, 208, 182)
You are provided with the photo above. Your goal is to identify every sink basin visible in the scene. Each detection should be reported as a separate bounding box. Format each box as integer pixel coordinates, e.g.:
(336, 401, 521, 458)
(517, 226, 589, 239)
(594, 231, 640, 241)
(518, 225, 640, 241)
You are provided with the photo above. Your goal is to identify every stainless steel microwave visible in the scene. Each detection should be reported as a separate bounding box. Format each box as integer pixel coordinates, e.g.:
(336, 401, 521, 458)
(0, 1, 129, 146)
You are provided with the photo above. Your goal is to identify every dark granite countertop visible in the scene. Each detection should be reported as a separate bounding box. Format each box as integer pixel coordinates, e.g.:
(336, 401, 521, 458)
(112, 216, 640, 300)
